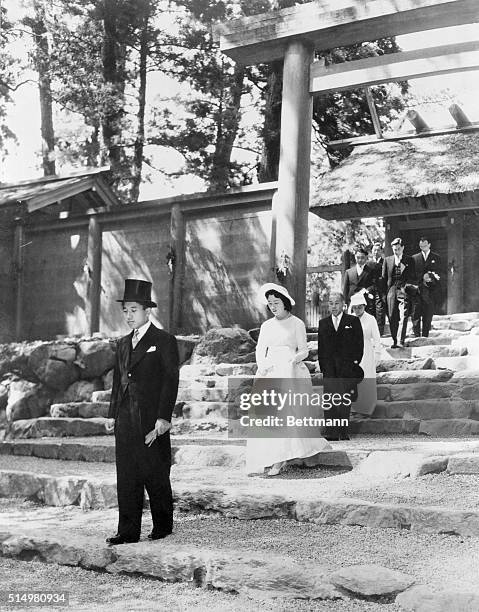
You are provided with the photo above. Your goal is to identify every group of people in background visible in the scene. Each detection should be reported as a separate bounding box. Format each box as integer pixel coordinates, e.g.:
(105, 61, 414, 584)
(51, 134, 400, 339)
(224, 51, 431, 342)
(248, 236, 442, 476)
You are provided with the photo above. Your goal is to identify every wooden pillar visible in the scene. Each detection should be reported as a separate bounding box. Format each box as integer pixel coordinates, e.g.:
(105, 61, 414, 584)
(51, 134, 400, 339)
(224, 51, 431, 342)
(87, 216, 102, 335)
(13, 219, 25, 341)
(447, 212, 464, 314)
(273, 39, 314, 319)
(169, 204, 185, 333)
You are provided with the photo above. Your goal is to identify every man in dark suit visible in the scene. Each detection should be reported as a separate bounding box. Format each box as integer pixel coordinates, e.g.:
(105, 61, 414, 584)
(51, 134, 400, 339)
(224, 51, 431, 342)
(411, 237, 441, 337)
(106, 279, 179, 545)
(382, 238, 417, 348)
(317, 292, 364, 441)
(342, 246, 376, 313)
(370, 242, 386, 335)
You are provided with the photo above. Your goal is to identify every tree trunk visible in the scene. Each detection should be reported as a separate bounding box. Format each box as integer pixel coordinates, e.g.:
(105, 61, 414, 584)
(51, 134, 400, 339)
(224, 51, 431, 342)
(257, 59, 283, 183)
(101, 0, 124, 170)
(129, 3, 149, 204)
(208, 63, 245, 192)
(31, 1, 56, 176)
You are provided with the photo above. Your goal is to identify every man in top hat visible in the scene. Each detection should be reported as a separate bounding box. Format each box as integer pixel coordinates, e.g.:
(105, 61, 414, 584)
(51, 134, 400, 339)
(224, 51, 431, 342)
(382, 238, 417, 348)
(369, 242, 386, 335)
(411, 237, 442, 338)
(317, 292, 364, 441)
(106, 279, 179, 545)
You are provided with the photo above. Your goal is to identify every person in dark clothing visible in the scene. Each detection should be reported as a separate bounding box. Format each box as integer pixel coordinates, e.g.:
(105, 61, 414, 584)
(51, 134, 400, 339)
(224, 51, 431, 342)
(411, 237, 442, 337)
(106, 279, 179, 545)
(317, 292, 364, 441)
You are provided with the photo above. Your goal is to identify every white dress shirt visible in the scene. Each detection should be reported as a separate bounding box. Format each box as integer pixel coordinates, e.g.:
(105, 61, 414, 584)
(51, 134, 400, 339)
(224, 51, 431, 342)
(132, 320, 150, 347)
(332, 312, 343, 331)
(356, 264, 365, 277)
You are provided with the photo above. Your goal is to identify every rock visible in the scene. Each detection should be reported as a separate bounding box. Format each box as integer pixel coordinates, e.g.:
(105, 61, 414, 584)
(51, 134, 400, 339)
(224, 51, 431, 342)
(248, 328, 260, 342)
(50, 403, 79, 418)
(102, 369, 114, 390)
(5, 417, 112, 439)
(330, 564, 414, 597)
(0, 342, 38, 379)
(91, 390, 111, 403)
(6, 380, 51, 421)
(0, 383, 8, 411)
(447, 454, 479, 474)
(215, 363, 257, 376)
(28, 342, 77, 379)
(376, 370, 453, 385)
(411, 345, 467, 359)
(396, 585, 479, 612)
(78, 402, 109, 418)
(419, 419, 479, 436)
(176, 336, 199, 365)
(60, 379, 103, 403)
(307, 341, 318, 361)
(77, 341, 115, 378)
(41, 359, 80, 391)
(79, 477, 117, 510)
(173, 445, 245, 468)
(450, 320, 474, 332)
(190, 328, 256, 366)
(41, 476, 86, 506)
(376, 358, 434, 372)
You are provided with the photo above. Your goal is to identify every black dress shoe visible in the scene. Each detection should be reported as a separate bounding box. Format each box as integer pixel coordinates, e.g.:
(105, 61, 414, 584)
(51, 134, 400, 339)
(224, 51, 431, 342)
(391, 343, 399, 349)
(148, 531, 172, 540)
(324, 436, 340, 442)
(106, 534, 139, 545)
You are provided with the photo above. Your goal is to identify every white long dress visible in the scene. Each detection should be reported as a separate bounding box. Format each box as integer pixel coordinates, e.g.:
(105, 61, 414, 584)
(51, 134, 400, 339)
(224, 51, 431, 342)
(353, 311, 382, 415)
(246, 314, 331, 474)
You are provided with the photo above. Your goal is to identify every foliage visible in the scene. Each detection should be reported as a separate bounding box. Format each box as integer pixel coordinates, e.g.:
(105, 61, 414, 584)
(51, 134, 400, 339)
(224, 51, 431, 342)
(0, 6, 18, 155)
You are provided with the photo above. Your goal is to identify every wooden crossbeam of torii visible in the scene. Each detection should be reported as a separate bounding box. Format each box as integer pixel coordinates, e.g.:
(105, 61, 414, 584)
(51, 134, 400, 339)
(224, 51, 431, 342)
(216, 0, 479, 319)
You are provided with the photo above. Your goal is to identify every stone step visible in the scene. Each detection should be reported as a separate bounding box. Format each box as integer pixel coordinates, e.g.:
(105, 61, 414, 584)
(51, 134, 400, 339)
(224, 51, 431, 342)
(433, 356, 479, 371)
(0, 438, 369, 470)
(410, 344, 467, 359)
(378, 382, 458, 402)
(376, 369, 453, 385)
(91, 390, 111, 402)
(432, 319, 479, 332)
(3, 458, 479, 537)
(178, 401, 230, 420)
(371, 399, 479, 420)
(177, 386, 231, 403)
(50, 402, 109, 419)
(419, 419, 479, 436)
(447, 453, 479, 474)
(452, 335, 479, 356)
(351, 419, 420, 434)
(376, 357, 435, 372)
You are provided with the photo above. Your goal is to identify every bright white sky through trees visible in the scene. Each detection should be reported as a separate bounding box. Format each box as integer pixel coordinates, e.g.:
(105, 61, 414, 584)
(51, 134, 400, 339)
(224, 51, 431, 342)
(2, 15, 478, 198)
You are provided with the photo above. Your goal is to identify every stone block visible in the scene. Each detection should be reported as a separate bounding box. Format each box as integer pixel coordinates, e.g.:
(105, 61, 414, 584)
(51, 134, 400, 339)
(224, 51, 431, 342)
(181, 401, 230, 420)
(42, 476, 86, 506)
(50, 403, 80, 418)
(350, 419, 420, 434)
(447, 454, 479, 474)
(190, 328, 256, 366)
(411, 345, 466, 359)
(376, 370, 453, 385)
(78, 402, 109, 418)
(77, 341, 116, 378)
(376, 358, 434, 372)
(102, 369, 114, 390)
(330, 564, 414, 597)
(396, 585, 479, 612)
(215, 363, 257, 377)
(91, 390, 111, 403)
(419, 419, 479, 436)
(60, 380, 103, 403)
(6, 380, 51, 421)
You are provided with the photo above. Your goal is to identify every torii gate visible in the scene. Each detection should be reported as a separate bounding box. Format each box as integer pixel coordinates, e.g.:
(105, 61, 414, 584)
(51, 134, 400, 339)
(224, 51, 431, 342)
(216, 0, 479, 318)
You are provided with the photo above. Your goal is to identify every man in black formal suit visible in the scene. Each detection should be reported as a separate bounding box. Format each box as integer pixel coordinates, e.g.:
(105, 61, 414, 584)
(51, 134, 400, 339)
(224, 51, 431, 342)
(411, 237, 442, 337)
(382, 238, 417, 348)
(106, 279, 179, 545)
(370, 242, 386, 335)
(342, 246, 376, 313)
(317, 292, 364, 441)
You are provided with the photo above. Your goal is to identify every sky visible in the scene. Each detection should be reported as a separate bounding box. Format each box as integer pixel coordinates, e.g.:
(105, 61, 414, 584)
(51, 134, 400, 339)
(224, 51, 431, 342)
(1, 11, 478, 198)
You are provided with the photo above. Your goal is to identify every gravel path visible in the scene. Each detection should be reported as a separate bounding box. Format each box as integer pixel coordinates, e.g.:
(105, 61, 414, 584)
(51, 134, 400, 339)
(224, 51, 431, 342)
(343, 472, 479, 509)
(0, 557, 401, 612)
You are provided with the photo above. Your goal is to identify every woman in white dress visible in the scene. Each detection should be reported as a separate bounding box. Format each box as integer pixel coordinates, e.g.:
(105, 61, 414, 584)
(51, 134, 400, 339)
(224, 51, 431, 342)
(350, 291, 382, 415)
(246, 283, 331, 476)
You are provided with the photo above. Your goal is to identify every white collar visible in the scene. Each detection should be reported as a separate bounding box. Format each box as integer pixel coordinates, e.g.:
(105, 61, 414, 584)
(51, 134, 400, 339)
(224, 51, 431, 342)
(394, 255, 402, 266)
(133, 320, 150, 342)
(356, 263, 365, 274)
(422, 250, 430, 260)
(332, 312, 343, 322)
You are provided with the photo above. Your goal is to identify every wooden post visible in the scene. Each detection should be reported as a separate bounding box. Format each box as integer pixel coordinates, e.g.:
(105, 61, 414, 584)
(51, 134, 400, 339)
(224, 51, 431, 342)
(87, 216, 102, 335)
(13, 219, 25, 341)
(447, 212, 463, 314)
(169, 204, 185, 333)
(273, 39, 314, 319)
(384, 217, 400, 256)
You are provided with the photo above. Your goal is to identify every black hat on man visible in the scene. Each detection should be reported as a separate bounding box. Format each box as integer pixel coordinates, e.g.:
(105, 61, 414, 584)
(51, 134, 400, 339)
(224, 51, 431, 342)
(390, 237, 403, 246)
(117, 278, 157, 308)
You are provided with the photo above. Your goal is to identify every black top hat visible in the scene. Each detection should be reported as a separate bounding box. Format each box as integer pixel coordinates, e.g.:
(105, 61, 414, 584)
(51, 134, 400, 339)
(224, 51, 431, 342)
(117, 279, 157, 307)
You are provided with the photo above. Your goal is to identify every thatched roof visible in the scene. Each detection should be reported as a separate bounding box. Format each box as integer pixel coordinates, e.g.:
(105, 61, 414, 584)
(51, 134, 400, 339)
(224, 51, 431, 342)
(312, 132, 479, 211)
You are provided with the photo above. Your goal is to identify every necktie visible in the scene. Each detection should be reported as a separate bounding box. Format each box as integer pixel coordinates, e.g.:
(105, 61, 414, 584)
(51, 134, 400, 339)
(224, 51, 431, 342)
(333, 316, 339, 331)
(132, 329, 140, 349)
